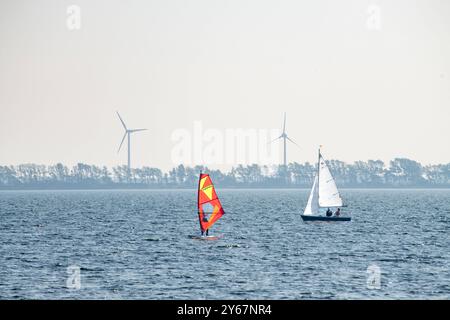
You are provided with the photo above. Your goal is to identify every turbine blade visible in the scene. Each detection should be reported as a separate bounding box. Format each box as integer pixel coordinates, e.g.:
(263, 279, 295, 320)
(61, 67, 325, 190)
(268, 136, 282, 144)
(283, 112, 286, 134)
(286, 136, 300, 148)
(116, 111, 127, 130)
(129, 128, 147, 133)
(118, 132, 127, 153)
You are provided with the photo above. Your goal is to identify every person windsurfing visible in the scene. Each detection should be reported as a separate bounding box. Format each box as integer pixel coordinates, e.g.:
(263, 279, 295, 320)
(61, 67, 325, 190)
(201, 215, 209, 236)
(194, 172, 225, 239)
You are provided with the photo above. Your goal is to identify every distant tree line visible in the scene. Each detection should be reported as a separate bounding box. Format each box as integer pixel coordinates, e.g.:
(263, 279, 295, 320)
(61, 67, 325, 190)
(0, 158, 449, 189)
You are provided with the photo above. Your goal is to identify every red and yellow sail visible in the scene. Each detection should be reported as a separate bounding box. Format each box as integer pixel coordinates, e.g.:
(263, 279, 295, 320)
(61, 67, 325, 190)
(197, 173, 225, 232)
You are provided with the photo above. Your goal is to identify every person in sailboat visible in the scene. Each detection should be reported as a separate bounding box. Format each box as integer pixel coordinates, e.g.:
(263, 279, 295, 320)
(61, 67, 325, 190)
(334, 208, 341, 216)
(326, 208, 333, 217)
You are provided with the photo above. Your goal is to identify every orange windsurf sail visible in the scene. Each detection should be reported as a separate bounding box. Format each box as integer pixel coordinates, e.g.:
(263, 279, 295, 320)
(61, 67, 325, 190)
(197, 173, 225, 232)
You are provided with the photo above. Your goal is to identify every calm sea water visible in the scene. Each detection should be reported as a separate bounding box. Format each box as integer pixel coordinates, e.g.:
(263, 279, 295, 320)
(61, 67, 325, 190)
(0, 189, 449, 299)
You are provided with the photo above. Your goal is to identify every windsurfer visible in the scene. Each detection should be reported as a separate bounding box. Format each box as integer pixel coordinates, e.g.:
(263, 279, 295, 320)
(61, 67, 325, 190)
(196, 173, 225, 238)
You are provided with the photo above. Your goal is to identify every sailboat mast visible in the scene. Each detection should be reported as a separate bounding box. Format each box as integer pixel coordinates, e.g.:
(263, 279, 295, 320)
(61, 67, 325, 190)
(317, 147, 321, 193)
(197, 171, 202, 232)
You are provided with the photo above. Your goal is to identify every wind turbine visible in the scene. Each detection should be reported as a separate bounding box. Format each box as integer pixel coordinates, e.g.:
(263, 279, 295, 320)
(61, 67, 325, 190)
(270, 112, 300, 168)
(116, 111, 147, 176)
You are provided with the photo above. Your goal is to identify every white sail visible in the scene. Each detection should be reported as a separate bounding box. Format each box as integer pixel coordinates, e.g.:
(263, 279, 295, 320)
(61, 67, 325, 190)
(318, 154, 343, 207)
(303, 175, 319, 215)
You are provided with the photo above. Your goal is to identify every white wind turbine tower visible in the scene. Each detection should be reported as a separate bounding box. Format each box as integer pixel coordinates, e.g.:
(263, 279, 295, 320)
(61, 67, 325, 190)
(116, 111, 147, 176)
(270, 112, 300, 168)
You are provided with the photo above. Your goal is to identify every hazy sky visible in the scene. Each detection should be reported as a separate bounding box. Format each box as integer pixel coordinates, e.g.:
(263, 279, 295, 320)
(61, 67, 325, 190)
(1, 0, 449, 171)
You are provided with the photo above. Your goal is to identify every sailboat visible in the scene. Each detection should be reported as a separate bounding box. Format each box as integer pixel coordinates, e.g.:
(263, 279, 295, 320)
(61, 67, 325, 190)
(301, 148, 351, 222)
(189, 172, 225, 240)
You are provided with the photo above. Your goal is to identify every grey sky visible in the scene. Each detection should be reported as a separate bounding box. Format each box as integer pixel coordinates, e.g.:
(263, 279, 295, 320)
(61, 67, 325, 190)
(0, 0, 449, 171)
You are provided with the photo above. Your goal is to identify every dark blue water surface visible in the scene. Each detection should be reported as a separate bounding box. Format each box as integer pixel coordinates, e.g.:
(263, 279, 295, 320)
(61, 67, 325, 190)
(0, 189, 449, 299)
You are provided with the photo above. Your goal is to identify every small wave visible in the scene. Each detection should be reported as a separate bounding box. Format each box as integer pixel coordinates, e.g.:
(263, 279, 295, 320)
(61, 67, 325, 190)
(80, 267, 104, 272)
(217, 244, 242, 248)
(144, 237, 163, 242)
(378, 258, 407, 263)
(174, 274, 192, 279)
